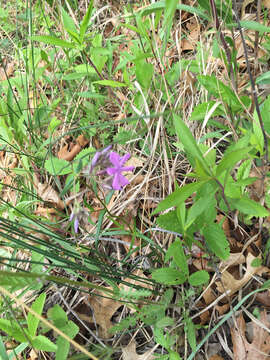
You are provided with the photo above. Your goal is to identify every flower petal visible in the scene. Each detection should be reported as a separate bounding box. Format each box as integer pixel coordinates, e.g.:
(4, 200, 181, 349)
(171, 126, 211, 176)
(109, 152, 121, 167)
(106, 167, 118, 176)
(119, 153, 130, 165)
(74, 217, 79, 233)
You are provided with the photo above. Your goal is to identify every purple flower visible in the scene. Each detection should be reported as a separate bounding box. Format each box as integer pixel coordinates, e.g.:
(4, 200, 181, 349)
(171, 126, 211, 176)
(106, 152, 134, 190)
(69, 212, 79, 233)
(89, 145, 112, 173)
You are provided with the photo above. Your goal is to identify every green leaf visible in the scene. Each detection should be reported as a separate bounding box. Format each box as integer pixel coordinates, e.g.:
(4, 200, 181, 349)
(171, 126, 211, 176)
(55, 321, 79, 360)
(61, 7, 77, 35)
(188, 270, 209, 286)
(203, 223, 230, 260)
(216, 147, 251, 176)
(190, 101, 224, 122)
(156, 316, 175, 328)
(256, 71, 270, 85)
(197, 75, 241, 108)
(0, 319, 27, 343)
(261, 96, 270, 135)
(156, 210, 182, 233)
(152, 268, 187, 285)
(165, 240, 189, 276)
(153, 181, 206, 214)
(173, 114, 211, 175)
(186, 318, 196, 351)
(251, 258, 262, 267)
(141, 1, 209, 20)
(80, 0, 94, 40)
(31, 335, 57, 352)
(92, 80, 127, 87)
(45, 157, 72, 175)
(0, 337, 8, 360)
(240, 20, 270, 33)
(31, 35, 76, 48)
(230, 196, 269, 217)
(27, 293, 46, 337)
(135, 61, 154, 89)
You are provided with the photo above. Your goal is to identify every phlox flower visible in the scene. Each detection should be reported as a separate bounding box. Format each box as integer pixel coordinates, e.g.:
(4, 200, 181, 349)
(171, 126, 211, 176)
(106, 152, 134, 190)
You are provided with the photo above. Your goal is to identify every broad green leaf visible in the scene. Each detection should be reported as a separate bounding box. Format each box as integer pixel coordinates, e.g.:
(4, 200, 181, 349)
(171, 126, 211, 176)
(80, 0, 94, 40)
(252, 110, 264, 154)
(256, 71, 270, 85)
(0, 319, 27, 343)
(173, 114, 211, 175)
(186, 190, 217, 229)
(165, 240, 189, 275)
(45, 157, 72, 175)
(156, 210, 182, 233)
(156, 316, 175, 328)
(197, 75, 241, 108)
(31, 35, 76, 48)
(27, 293, 46, 337)
(260, 96, 270, 135)
(152, 268, 187, 285)
(190, 101, 224, 122)
(203, 223, 230, 260)
(92, 80, 127, 87)
(0, 337, 8, 360)
(186, 318, 196, 351)
(188, 270, 209, 286)
(31, 335, 57, 352)
(216, 147, 251, 176)
(135, 61, 154, 89)
(61, 7, 77, 34)
(230, 196, 269, 217)
(153, 181, 205, 214)
(55, 321, 79, 360)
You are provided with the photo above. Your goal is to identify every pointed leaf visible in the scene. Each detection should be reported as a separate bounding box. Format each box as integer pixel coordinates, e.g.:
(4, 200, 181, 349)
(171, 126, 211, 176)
(31, 35, 76, 48)
(153, 181, 205, 214)
(188, 270, 209, 286)
(230, 196, 269, 217)
(27, 293, 46, 337)
(203, 223, 230, 260)
(31, 335, 57, 352)
(80, 0, 94, 40)
(152, 268, 187, 285)
(216, 147, 251, 176)
(173, 114, 211, 175)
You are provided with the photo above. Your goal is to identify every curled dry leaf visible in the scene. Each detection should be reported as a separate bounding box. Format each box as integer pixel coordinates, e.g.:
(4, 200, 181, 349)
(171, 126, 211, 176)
(78, 271, 152, 338)
(231, 311, 270, 360)
(216, 253, 270, 296)
(122, 340, 155, 360)
(33, 174, 64, 210)
(58, 134, 89, 161)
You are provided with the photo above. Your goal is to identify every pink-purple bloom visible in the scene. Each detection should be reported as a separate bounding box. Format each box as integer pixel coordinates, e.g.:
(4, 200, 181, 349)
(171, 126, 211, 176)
(69, 212, 79, 233)
(106, 152, 135, 190)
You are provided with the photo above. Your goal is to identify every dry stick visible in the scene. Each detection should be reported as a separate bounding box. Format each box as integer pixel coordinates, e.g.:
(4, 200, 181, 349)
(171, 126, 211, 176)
(0, 285, 98, 360)
(232, 0, 269, 179)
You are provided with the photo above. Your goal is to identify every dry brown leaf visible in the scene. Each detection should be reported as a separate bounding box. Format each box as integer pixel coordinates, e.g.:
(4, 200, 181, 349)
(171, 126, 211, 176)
(255, 290, 270, 308)
(263, 0, 270, 8)
(33, 174, 64, 210)
(231, 311, 270, 359)
(58, 134, 89, 161)
(209, 356, 224, 360)
(122, 340, 155, 360)
(216, 253, 269, 296)
(87, 289, 122, 338)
